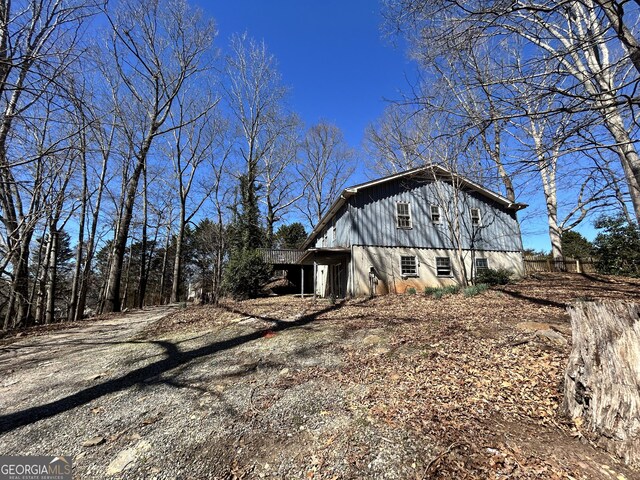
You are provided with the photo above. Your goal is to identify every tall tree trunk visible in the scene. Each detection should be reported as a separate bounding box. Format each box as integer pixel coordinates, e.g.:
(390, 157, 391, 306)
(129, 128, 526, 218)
(27, 224, 49, 321)
(121, 247, 132, 310)
(213, 223, 224, 306)
(170, 208, 186, 303)
(601, 107, 640, 223)
(266, 202, 275, 247)
(69, 151, 87, 322)
(159, 225, 171, 305)
(34, 235, 52, 325)
(546, 203, 563, 260)
(75, 148, 109, 321)
(102, 159, 146, 313)
(136, 166, 148, 309)
(594, 0, 640, 76)
(45, 227, 58, 324)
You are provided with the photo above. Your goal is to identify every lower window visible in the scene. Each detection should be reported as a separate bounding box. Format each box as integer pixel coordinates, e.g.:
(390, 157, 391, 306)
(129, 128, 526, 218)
(475, 258, 489, 271)
(400, 255, 418, 276)
(436, 257, 451, 276)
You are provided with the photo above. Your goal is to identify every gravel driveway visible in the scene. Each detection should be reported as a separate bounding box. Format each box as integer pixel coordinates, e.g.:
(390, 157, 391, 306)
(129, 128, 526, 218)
(0, 302, 424, 479)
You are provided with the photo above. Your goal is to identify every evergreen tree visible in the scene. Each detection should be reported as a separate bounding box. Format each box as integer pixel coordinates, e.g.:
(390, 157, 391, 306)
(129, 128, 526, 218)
(593, 216, 640, 277)
(561, 231, 593, 259)
(224, 176, 270, 299)
(274, 222, 307, 249)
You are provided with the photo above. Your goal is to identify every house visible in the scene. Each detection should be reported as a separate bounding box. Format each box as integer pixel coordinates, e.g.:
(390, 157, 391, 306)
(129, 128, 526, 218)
(266, 165, 527, 297)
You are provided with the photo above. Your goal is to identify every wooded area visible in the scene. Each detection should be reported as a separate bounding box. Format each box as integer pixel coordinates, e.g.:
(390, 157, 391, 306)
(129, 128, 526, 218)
(1, 0, 640, 329)
(0, 0, 356, 329)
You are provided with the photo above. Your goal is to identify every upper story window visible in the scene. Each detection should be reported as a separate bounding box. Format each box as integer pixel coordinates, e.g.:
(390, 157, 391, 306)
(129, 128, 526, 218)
(400, 255, 418, 277)
(470, 208, 482, 227)
(396, 202, 412, 229)
(436, 257, 452, 277)
(332, 218, 336, 241)
(430, 205, 441, 224)
(475, 258, 489, 271)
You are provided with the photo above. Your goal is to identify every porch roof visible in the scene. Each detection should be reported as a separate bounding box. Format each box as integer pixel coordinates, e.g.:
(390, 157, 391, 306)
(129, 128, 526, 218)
(299, 247, 351, 265)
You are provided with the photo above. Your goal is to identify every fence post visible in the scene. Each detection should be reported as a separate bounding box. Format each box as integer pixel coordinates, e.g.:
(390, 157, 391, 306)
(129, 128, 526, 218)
(576, 258, 582, 274)
(546, 258, 552, 272)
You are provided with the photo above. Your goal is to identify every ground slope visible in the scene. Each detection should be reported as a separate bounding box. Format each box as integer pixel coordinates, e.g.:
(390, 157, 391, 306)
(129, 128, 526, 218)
(1, 273, 639, 479)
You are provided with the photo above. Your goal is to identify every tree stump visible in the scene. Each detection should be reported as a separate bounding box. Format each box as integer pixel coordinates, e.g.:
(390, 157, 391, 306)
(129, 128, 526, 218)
(564, 301, 640, 467)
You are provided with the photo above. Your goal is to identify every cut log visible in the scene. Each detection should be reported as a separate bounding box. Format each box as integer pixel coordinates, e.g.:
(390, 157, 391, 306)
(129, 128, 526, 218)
(564, 301, 640, 467)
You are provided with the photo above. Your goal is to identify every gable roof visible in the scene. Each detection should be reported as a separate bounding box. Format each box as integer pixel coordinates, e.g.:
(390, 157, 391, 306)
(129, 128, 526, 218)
(302, 164, 527, 249)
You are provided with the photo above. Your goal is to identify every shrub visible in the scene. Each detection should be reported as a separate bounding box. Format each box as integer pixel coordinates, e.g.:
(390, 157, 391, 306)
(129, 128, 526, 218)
(475, 268, 512, 286)
(593, 216, 640, 277)
(464, 283, 489, 297)
(425, 285, 459, 298)
(406, 287, 417, 295)
(442, 284, 460, 295)
(223, 249, 272, 299)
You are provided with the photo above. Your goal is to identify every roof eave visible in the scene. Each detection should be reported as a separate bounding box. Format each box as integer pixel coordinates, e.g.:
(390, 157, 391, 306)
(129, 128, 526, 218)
(301, 191, 355, 249)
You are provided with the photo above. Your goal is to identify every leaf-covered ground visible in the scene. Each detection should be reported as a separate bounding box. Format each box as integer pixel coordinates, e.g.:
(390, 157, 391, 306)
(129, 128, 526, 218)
(145, 272, 640, 479)
(2, 273, 639, 479)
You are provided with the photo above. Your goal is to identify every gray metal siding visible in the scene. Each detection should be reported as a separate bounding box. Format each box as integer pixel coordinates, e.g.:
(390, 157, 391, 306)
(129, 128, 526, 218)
(313, 204, 351, 248)
(348, 177, 523, 251)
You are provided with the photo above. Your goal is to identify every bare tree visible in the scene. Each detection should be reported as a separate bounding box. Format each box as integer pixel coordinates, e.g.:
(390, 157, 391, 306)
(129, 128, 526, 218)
(168, 91, 220, 303)
(383, 0, 640, 222)
(223, 33, 294, 247)
(99, 0, 215, 313)
(298, 122, 355, 228)
(593, 0, 640, 75)
(365, 103, 430, 175)
(260, 114, 303, 245)
(0, 0, 99, 328)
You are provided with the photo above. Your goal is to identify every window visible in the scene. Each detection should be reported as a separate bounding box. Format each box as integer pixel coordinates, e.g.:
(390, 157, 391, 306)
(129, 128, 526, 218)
(400, 256, 418, 276)
(436, 257, 451, 277)
(475, 258, 489, 271)
(471, 208, 481, 227)
(332, 218, 336, 241)
(396, 202, 412, 229)
(430, 205, 441, 223)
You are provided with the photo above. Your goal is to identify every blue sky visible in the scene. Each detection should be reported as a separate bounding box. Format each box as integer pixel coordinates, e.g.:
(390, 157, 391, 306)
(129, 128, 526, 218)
(199, 1, 601, 252)
(204, 0, 412, 151)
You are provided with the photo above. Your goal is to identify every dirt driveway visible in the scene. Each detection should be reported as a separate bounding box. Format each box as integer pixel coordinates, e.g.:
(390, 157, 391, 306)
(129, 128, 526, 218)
(1, 274, 639, 479)
(0, 302, 398, 479)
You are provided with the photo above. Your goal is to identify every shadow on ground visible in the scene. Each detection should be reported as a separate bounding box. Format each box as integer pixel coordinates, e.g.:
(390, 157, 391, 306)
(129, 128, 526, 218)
(0, 301, 345, 434)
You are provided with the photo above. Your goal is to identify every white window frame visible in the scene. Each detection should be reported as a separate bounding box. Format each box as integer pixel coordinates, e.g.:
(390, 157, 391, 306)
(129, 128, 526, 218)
(470, 208, 482, 227)
(435, 257, 452, 277)
(396, 202, 412, 229)
(400, 255, 418, 277)
(430, 204, 441, 224)
(475, 258, 489, 271)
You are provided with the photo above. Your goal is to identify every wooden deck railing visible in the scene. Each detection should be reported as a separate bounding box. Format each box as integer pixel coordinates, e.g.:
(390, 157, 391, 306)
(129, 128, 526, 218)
(523, 255, 596, 274)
